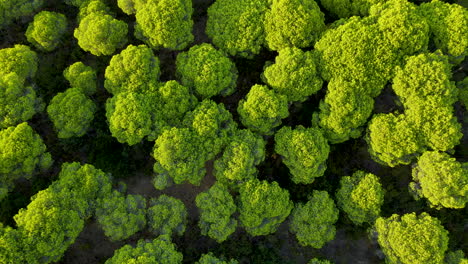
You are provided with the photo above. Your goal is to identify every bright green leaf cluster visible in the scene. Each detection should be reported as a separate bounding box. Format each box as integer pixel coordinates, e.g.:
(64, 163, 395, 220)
(0, 123, 52, 193)
(183, 100, 237, 159)
(214, 129, 265, 188)
(14, 189, 85, 264)
(264, 0, 325, 51)
(0, 0, 43, 28)
(105, 44, 160, 95)
(0, 73, 41, 129)
(275, 126, 329, 184)
(262, 48, 323, 103)
(0, 45, 38, 81)
(367, 53, 462, 167)
(410, 151, 468, 209)
(176, 43, 237, 99)
(309, 258, 333, 264)
(419, 0, 468, 63)
(63, 62, 97, 95)
(74, 8, 128, 56)
(238, 179, 293, 236)
(238, 85, 289, 135)
(25, 11, 67, 52)
(374, 212, 449, 264)
(95, 190, 147, 241)
(0, 223, 24, 264)
(47, 88, 96, 138)
(206, 0, 269, 58)
(290, 190, 339, 248)
(135, 0, 193, 50)
(197, 253, 238, 264)
(318, 78, 374, 143)
(195, 183, 237, 242)
(147, 195, 187, 236)
(152, 127, 207, 188)
(336, 171, 384, 225)
(77, 0, 112, 22)
(105, 236, 183, 264)
(319, 0, 385, 18)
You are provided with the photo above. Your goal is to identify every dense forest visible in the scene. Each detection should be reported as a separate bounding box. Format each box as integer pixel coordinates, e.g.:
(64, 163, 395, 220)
(0, 0, 467, 263)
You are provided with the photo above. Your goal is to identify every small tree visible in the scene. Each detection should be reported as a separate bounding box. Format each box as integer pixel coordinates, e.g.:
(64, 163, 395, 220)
(275, 126, 330, 184)
(176, 43, 237, 99)
(47, 88, 96, 139)
(105, 236, 183, 264)
(206, 0, 269, 58)
(74, 13, 128, 56)
(290, 190, 339, 248)
(152, 127, 207, 189)
(195, 183, 237, 242)
(264, 0, 325, 51)
(0, 0, 43, 29)
(262, 48, 323, 103)
(238, 179, 293, 236)
(410, 151, 468, 209)
(336, 171, 384, 225)
(0, 73, 42, 129)
(373, 212, 449, 264)
(63, 62, 97, 95)
(104, 44, 160, 95)
(197, 253, 238, 264)
(25, 11, 67, 52)
(0, 223, 26, 264)
(135, 0, 193, 50)
(214, 129, 265, 188)
(238, 85, 289, 135)
(183, 100, 237, 159)
(0, 45, 38, 81)
(95, 190, 147, 241)
(147, 195, 187, 236)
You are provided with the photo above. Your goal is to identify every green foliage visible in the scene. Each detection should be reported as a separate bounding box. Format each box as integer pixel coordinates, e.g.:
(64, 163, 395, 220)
(14, 189, 84, 263)
(419, 0, 468, 63)
(319, 0, 385, 17)
(0, 45, 38, 81)
(264, 0, 325, 51)
(25, 11, 67, 52)
(336, 171, 384, 225)
(318, 78, 374, 143)
(459, 77, 468, 108)
(366, 113, 424, 167)
(0, 223, 25, 264)
(104, 44, 160, 95)
(0, 73, 41, 129)
(105, 236, 183, 264)
(262, 48, 323, 102)
(184, 100, 237, 159)
(176, 43, 237, 99)
(157, 81, 198, 128)
(77, 0, 113, 22)
(197, 253, 238, 264)
(47, 88, 96, 139)
(446, 250, 468, 264)
(64, 0, 90, 7)
(275, 126, 329, 184)
(152, 127, 207, 188)
(195, 183, 237, 242)
(238, 179, 293, 236)
(0, 0, 43, 28)
(117, 0, 137, 14)
(147, 195, 187, 236)
(206, 0, 269, 58)
(308, 258, 332, 264)
(106, 92, 154, 145)
(289, 190, 339, 248)
(95, 190, 147, 241)
(135, 0, 194, 50)
(49, 162, 113, 218)
(238, 85, 289, 135)
(410, 151, 468, 209)
(0, 122, 52, 185)
(214, 129, 265, 188)
(374, 212, 449, 264)
(63, 62, 97, 95)
(74, 13, 128, 56)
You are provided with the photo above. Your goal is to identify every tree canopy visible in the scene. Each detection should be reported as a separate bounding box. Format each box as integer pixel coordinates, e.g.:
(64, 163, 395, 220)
(25, 11, 67, 52)
(147, 195, 187, 237)
(63, 62, 97, 95)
